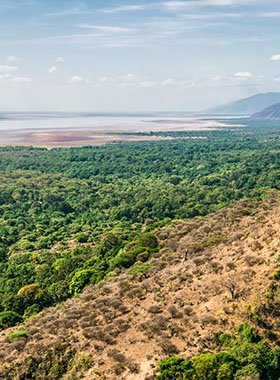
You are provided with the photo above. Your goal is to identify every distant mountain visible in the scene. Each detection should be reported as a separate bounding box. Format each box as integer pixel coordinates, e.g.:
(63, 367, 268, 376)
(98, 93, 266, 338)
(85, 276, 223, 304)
(251, 102, 280, 120)
(206, 92, 280, 115)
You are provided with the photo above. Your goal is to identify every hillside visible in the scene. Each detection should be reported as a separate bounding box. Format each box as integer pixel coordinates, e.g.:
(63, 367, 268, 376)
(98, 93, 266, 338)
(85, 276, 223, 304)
(0, 195, 279, 379)
(206, 92, 280, 115)
(1, 129, 280, 329)
(251, 102, 280, 120)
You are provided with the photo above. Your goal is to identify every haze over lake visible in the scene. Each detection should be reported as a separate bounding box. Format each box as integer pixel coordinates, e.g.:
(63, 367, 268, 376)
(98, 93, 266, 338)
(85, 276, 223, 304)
(0, 112, 238, 147)
(0, 112, 190, 131)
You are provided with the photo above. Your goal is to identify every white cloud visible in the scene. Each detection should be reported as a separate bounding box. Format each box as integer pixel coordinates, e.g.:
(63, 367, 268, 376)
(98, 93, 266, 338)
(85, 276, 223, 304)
(226, 71, 264, 88)
(100, 5, 146, 13)
(180, 12, 242, 20)
(0, 65, 18, 73)
(78, 24, 137, 33)
(208, 71, 264, 89)
(93, 73, 200, 89)
(11, 75, 31, 83)
(55, 56, 64, 63)
(163, 0, 257, 10)
(234, 71, 253, 78)
(139, 80, 157, 88)
(6, 55, 18, 62)
(211, 75, 224, 81)
(0, 64, 30, 84)
(163, 1, 194, 10)
(46, 7, 91, 17)
(122, 73, 138, 82)
(258, 11, 280, 18)
(0, 73, 31, 83)
(48, 65, 58, 74)
(161, 78, 176, 86)
(161, 78, 198, 87)
(70, 75, 90, 84)
(271, 54, 280, 61)
(98, 76, 109, 83)
(118, 74, 139, 87)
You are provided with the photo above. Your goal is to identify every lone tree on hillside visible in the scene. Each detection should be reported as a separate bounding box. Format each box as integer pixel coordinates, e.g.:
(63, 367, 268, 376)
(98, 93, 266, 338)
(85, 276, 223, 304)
(225, 278, 238, 300)
(181, 248, 189, 265)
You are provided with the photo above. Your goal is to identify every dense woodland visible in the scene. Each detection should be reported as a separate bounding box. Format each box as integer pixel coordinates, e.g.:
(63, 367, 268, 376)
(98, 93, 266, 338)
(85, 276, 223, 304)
(0, 119, 280, 329)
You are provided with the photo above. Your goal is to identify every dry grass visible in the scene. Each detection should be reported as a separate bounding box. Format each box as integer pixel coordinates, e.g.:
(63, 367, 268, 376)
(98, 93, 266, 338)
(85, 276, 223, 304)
(0, 197, 280, 379)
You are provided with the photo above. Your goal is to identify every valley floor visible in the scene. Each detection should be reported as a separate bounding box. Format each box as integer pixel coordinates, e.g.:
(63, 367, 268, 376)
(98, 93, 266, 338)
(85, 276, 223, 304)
(0, 117, 239, 147)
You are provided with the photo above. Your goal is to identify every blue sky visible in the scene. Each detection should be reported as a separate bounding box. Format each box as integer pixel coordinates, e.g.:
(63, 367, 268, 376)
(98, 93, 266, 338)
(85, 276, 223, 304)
(1, 0, 280, 111)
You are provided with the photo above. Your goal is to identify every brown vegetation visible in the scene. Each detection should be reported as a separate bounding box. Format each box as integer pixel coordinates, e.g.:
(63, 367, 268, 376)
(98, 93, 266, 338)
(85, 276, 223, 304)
(0, 197, 280, 379)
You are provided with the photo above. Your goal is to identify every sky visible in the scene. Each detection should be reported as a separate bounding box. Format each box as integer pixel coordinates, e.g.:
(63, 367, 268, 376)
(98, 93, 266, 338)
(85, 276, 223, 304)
(1, 0, 280, 112)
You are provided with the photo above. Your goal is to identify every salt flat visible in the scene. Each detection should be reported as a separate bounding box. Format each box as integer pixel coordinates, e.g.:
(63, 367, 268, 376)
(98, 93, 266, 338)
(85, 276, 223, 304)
(0, 114, 241, 147)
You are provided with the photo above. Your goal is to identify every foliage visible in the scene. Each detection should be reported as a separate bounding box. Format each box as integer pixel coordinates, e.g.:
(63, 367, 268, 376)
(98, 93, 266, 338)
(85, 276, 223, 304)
(0, 120, 280, 326)
(128, 262, 151, 276)
(156, 325, 280, 380)
(8, 329, 28, 341)
(273, 269, 280, 281)
(111, 233, 158, 269)
(0, 310, 22, 329)
(69, 269, 94, 296)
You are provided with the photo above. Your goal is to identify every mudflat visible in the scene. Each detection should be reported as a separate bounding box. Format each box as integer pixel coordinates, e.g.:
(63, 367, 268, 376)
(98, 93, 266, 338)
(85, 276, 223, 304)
(0, 118, 238, 147)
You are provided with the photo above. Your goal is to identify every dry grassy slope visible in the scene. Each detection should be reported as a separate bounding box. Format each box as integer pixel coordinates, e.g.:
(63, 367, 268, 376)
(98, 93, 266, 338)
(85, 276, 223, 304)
(0, 197, 280, 380)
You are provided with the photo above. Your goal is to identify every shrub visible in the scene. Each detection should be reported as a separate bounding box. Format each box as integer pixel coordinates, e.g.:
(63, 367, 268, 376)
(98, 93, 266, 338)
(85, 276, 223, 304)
(137, 251, 151, 262)
(183, 306, 193, 316)
(129, 262, 150, 276)
(200, 314, 218, 326)
(156, 325, 280, 380)
(237, 324, 261, 343)
(69, 269, 93, 295)
(273, 268, 280, 280)
(17, 283, 47, 309)
(148, 305, 163, 314)
(8, 329, 28, 342)
(108, 349, 126, 363)
(65, 352, 93, 378)
(156, 356, 192, 380)
(75, 232, 89, 243)
(111, 233, 158, 269)
(168, 306, 183, 319)
(160, 339, 180, 355)
(0, 311, 22, 329)
(137, 233, 158, 249)
(157, 353, 237, 380)
(234, 364, 260, 379)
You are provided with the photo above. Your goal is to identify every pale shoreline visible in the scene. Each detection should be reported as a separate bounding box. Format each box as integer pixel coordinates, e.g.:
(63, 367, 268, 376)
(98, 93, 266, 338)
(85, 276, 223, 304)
(0, 118, 242, 147)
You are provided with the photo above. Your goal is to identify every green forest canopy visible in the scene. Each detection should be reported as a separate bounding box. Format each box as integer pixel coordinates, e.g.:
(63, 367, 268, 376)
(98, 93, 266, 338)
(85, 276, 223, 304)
(0, 119, 280, 326)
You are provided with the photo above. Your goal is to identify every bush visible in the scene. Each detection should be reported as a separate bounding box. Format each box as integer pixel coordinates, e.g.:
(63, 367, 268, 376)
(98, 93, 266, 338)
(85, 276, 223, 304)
(137, 233, 158, 249)
(128, 262, 150, 276)
(273, 268, 280, 280)
(237, 324, 261, 343)
(0, 311, 22, 329)
(8, 329, 28, 342)
(234, 364, 260, 379)
(69, 269, 93, 295)
(156, 325, 280, 380)
(157, 353, 237, 380)
(111, 233, 158, 270)
(156, 356, 192, 380)
(75, 232, 89, 243)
